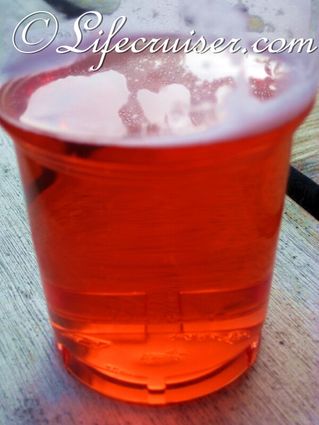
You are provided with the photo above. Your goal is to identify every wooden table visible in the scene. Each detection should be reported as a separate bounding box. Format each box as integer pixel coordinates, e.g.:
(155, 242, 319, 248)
(292, 95, 319, 184)
(0, 1, 318, 424)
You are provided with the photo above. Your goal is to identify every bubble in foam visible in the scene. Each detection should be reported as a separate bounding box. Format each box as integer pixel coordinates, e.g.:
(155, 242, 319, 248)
(184, 51, 241, 81)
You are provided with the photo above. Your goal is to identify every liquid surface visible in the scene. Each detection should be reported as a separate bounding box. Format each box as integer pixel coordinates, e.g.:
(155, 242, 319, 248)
(1, 48, 310, 145)
(0, 48, 313, 404)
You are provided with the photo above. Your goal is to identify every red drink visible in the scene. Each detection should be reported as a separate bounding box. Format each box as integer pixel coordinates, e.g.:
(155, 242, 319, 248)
(0, 49, 313, 404)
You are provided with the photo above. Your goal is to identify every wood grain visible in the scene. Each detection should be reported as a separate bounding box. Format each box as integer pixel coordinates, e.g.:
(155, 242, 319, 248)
(0, 128, 318, 425)
(292, 94, 319, 184)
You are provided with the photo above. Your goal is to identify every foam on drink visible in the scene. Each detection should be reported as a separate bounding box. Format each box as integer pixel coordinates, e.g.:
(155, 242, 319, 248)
(1, 0, 317, 146)
(0, 49, 314, 146)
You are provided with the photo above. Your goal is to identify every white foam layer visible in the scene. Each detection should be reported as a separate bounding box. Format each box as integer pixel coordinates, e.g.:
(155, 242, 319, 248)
(2, 0, 319, 146)
(18, 51, 317, 146)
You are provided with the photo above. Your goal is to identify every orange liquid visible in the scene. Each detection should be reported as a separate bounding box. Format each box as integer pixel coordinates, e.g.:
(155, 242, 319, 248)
(0, 50, 312, 404)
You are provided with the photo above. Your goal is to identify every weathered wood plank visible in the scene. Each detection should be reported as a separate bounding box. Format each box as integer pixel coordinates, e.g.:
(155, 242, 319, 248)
(292, 94, 319, 184)
(0, 128, 318, 425)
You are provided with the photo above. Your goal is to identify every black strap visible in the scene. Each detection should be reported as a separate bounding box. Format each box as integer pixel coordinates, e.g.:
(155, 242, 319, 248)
(287, 167, 319, 220)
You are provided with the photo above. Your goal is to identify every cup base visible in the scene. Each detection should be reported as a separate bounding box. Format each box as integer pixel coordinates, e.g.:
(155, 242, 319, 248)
(57, 339, 260, 405)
